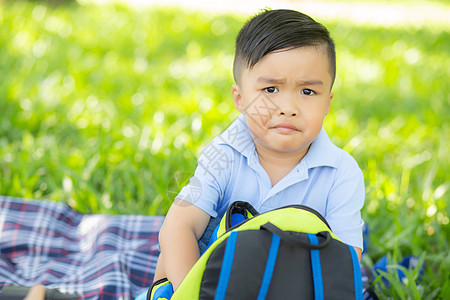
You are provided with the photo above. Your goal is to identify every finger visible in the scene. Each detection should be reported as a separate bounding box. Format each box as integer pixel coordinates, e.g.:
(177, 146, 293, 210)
(24, 284, 46, 300)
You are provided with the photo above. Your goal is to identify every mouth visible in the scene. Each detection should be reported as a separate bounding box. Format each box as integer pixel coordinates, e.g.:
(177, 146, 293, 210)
(272, 123, 299, 134)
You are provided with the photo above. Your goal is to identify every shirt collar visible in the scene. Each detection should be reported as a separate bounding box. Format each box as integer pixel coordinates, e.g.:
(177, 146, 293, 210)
(216, 114, 255, 158)
(217, 115, 340, 169)
(303, 127, 341, 169)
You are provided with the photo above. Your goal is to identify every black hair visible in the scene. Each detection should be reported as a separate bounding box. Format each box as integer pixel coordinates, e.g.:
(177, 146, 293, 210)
(233, 9, 336, 88)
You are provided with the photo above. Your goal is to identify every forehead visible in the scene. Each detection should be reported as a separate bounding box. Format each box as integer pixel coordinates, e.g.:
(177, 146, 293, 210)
(242, 46, 332, 88)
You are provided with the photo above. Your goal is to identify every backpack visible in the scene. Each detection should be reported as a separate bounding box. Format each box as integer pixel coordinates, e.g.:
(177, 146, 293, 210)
(154, 201, 363, 300)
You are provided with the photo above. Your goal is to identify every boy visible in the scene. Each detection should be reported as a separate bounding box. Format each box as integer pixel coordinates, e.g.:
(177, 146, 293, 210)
(154, 9, 365, 291)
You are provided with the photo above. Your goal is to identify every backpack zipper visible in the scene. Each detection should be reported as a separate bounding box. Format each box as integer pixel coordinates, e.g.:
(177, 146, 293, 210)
(225, 204, 332, 233)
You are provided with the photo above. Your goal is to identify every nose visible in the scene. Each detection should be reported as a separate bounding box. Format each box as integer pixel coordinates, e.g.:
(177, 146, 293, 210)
(278, 101, 298, 117)
(276, 91, 298, 117)
(279, 109, 297, 117)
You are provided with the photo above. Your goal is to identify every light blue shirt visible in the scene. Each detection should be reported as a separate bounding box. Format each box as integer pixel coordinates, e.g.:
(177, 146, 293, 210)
(177, 114, 365, 249)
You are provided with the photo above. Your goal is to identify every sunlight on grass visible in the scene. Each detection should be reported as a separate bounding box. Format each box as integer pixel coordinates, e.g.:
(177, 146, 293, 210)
(84, 0, 450, 30)
(0, 1, 449, 297)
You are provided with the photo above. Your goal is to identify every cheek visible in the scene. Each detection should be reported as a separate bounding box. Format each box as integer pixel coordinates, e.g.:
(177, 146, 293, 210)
(250, 97, 278, 121)
(301, 106, 327, 128)
(246, 117, 264, 133)
(245, 116, 269, 141)
(304, 102, 329, 118)
(309, 112, 327, 130)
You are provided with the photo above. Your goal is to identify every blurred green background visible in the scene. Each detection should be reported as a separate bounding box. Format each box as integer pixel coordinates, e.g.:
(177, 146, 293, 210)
(0, 0, 449, 298)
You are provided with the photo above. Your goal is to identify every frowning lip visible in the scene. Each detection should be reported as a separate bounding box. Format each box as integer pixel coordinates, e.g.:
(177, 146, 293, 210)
(272, 123, 299, 133)
(274, 123, 298, 130)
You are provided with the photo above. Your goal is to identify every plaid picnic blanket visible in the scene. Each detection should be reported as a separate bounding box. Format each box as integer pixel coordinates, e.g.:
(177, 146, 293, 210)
(0, 196, 164, 299)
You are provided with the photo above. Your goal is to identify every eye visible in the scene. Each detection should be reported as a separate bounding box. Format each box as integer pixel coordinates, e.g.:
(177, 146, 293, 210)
(264, 87, 278, 93)
(301, 89, 316, 96)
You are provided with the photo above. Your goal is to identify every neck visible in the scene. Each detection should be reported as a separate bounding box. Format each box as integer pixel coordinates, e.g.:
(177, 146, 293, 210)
(255, 145, 310, 186)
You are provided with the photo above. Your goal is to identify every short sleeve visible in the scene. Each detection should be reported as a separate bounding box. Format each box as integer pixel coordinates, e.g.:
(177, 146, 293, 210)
(176, 140, 232, 218)
(325, 154, 365, 250)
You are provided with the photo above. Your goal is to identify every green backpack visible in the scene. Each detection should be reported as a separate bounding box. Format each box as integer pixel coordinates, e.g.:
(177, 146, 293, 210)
(166, 201, 363, 299)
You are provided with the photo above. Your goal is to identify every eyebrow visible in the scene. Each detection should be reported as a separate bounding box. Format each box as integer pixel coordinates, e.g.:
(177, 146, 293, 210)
(256, 76, 324, 86)
(257, 76, 285, 84)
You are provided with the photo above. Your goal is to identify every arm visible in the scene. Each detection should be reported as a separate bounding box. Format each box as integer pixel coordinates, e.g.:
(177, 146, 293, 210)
(354, 247, 362, 262)
(325, 154, 365, 257)
(158, 199, 211, 291)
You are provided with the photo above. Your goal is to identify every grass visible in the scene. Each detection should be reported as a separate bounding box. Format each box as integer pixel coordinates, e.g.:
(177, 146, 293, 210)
(0, 1, 449, 298)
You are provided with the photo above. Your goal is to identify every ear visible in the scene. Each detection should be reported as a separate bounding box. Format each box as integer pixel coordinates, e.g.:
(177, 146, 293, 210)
(325, 91, 334, 116)
(232, 84, 244, 113)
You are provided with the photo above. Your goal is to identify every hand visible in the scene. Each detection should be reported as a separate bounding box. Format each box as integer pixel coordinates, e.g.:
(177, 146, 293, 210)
(24, 284, 45, 300)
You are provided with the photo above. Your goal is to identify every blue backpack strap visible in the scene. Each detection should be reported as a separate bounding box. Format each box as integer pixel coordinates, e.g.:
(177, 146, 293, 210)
(256, 234, 281, 300)
(348, 245, 363, 300)
(203, 202, 258, 255)
(214, 231, 239, 300)
(307, 233, 324, 300)
(230, 213, 246, 227)
(204, 213, 245, 252)
(147, 278, 173, 300)
(200, 216, 222, 255)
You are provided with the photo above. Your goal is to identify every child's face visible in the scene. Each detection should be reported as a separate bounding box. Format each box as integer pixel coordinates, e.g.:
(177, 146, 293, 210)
(232, 46, 333, 157)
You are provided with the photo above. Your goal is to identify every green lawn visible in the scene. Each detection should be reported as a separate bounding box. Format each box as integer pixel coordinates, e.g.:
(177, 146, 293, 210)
(0, 1, 449, 298)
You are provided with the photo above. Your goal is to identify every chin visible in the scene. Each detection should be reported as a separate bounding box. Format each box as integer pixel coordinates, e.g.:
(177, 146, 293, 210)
(267, 140, 306, 154)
